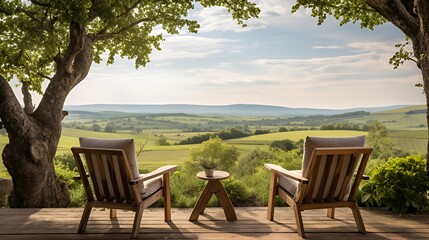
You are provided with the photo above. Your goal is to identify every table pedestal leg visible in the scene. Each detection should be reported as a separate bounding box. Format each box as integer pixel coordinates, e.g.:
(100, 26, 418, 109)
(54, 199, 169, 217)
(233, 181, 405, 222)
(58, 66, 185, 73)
(189, 180, 237, 221)
(212, 180, 237, 221)
(189, 181, 216, 221)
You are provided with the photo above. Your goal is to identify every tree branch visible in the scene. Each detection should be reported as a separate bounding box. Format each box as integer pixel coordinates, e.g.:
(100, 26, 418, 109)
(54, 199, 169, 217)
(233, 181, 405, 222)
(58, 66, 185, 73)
(21, 82, 35, 114)
(30, 0, 52, 8)
(13, 7, 43, 25)
(71, 37, 93, 84)
(36, 72, 52, 80)
(119, 0, 144, 18)
(93, 17, 155, 41)
(366, 0, 420, 37)
(415, 0, 429, 34)
(62, 21, 86, 74)
(0, 74, 29, 137)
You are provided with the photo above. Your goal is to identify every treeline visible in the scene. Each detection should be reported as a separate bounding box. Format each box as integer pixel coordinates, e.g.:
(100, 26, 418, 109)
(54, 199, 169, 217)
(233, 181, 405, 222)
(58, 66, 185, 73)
(319, 122, 369, 131)
(177, 128, 251, 145)
(405, 109, 426, 115)
(229, 111, 370, 127)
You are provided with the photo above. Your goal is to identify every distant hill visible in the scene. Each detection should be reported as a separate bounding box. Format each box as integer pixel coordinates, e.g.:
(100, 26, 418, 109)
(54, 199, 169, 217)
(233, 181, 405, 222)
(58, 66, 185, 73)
(64, 104, 410, 116)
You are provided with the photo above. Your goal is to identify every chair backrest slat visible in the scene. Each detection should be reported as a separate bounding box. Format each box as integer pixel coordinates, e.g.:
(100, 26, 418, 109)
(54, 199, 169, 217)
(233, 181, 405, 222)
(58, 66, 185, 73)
(348, 151, 371, 201)
(315, 154, 333, 203)
(98, 154, 112, 201)
(105, 156, 122, 203)
(338, 154, 357, 201)
(326, 154, 344, 202)
(84, 152, 104, 201)
(117, 154, 133, 203)
(303, 155, 321, 203)
(72, 151, 94, 201)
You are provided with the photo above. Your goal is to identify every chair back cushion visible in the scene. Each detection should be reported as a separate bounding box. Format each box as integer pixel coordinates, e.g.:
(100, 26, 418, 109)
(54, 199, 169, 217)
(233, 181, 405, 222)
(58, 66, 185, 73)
(79, 138, 140, 178)
(302, 135, 365, 171)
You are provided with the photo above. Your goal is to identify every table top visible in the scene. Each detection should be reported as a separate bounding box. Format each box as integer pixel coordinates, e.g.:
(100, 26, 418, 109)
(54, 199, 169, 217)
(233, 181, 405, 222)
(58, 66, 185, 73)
(197, 170, 229, 180)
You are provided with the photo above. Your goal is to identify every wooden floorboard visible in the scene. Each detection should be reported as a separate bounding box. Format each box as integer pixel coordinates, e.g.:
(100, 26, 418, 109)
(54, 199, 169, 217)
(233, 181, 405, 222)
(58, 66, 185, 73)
(0, 207, 427, 239)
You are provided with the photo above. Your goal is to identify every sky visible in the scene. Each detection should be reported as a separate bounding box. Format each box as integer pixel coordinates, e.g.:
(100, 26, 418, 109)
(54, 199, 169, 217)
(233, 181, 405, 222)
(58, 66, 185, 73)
(20, 0, 427, 109)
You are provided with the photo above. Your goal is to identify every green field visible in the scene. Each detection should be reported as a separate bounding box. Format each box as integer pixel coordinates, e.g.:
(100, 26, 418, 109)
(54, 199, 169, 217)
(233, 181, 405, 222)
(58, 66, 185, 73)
(0, 129, 366, 173)
(1, 105, 428, 174)
(226, 130, 365, 144)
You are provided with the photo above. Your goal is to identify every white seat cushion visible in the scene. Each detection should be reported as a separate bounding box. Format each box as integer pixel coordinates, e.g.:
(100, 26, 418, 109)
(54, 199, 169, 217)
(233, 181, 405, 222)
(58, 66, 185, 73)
(278, 170, 302, 196)
(141, 174, 163, 199)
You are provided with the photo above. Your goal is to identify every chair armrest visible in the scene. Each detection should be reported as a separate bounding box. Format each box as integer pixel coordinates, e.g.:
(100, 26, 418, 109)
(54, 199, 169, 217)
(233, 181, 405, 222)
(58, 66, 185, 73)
(129, 165, 177, 185)
(264, 163, 308, 183)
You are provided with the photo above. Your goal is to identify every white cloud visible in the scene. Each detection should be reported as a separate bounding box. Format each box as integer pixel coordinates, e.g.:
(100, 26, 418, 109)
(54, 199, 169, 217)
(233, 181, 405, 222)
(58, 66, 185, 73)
(192, 6, 265, 32)
(151, 35, 238, 61)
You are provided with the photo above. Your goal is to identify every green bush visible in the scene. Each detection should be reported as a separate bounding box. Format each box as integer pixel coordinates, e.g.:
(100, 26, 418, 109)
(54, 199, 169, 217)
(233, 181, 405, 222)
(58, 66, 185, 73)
(235, 148, 302, 178)
(54, 153, 77, 171)
(223, 179, 249, 206)
(54, 158, 86, 207)
(359, 155, 429, 213)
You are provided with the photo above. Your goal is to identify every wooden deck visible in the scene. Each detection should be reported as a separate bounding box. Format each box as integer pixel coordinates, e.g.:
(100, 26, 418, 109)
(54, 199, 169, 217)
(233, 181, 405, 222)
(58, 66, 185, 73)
(0, 207, 428, 239)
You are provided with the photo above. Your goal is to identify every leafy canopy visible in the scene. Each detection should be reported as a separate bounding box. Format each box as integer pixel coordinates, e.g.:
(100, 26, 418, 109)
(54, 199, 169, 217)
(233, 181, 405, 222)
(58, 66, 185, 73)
(0, 0, 260, 93)
(291, 0, 386, 29)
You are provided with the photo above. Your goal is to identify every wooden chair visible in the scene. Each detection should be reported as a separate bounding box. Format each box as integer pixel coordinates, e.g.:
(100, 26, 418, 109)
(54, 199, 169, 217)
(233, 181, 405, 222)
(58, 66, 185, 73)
(71, 138, 177, 239)
(265, 142, 372, 238)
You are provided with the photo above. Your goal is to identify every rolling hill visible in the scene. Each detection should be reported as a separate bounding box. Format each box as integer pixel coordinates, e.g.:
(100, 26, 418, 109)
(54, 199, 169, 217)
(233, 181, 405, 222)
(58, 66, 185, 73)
(64, 103, 411, 116)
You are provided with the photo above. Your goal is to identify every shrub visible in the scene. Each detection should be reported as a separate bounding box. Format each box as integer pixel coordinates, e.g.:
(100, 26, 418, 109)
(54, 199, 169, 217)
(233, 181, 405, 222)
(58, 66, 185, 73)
(156, 136, 170, 146)
(223, 179, 249, 206)
(235, 148, 302, 177)
(54, 157, 85, 207)
(189, 136, 239, 171)
(359, 155, 429, 213)
(54, 153, 77, 171)
(269, 139, 303, 152)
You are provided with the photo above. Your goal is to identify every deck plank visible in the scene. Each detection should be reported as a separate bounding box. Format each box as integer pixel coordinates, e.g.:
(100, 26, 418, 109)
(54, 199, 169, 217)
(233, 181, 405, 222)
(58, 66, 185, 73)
(0, 207, 427, 239)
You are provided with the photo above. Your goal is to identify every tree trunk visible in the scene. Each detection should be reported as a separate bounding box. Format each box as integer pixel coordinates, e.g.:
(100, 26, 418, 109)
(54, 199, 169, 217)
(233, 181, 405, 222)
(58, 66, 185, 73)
(0, 73, 71, 207)
(414, 38, 429, 174)
(0, 21, 93, 207)
(2, 122, 70, 207)
(366, 0, 429, 174)
(412, 2, 429, 175)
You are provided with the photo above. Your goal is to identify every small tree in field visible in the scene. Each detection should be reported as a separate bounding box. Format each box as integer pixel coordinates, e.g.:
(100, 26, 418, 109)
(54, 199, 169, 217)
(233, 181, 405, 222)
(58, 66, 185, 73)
(292, 0, 429, 173)
(189, 136, 239, 171)
(0, 1, 259, 207)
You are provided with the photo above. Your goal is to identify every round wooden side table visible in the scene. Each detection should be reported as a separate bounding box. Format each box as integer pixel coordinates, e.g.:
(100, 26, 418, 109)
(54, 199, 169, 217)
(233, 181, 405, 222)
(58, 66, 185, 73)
(189, 170, 237, 221)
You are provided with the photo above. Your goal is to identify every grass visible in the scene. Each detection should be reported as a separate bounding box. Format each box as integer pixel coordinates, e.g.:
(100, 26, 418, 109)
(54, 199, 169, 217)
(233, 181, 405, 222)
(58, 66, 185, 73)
(225, 130, 366, 145)
(388, 130, 428, 154)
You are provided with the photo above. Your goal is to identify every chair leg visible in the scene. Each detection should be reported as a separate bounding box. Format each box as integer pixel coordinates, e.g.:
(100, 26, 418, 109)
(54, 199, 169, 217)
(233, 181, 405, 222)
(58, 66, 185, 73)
(131, 203, 144, 239)
(267, 173, 278, 221)
(110, 208, 117, 219)
(351, 203, 366, 233)
(327, 208, 335, 219)
(78, 203, 92, 233)
(293, 205, 305, 238)
(163, 173, 172, 222)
